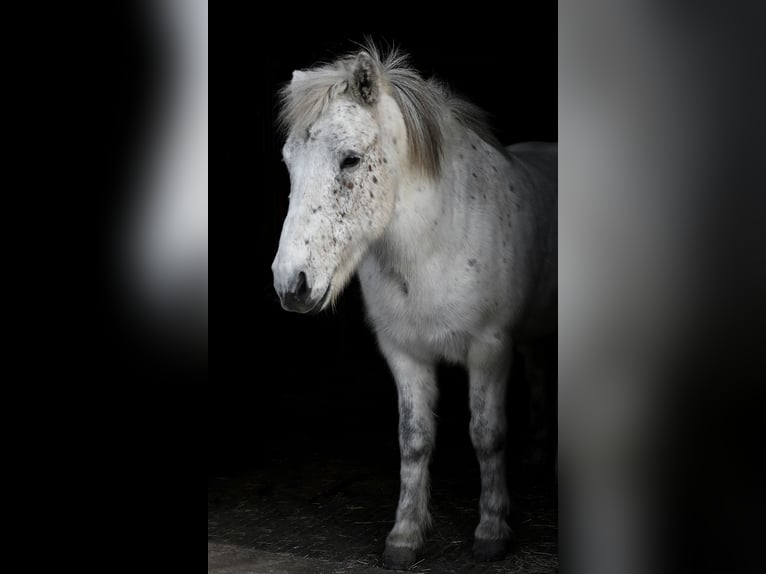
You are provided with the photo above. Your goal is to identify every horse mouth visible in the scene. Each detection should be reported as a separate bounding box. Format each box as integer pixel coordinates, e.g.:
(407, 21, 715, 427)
(307, 283, 331, 314)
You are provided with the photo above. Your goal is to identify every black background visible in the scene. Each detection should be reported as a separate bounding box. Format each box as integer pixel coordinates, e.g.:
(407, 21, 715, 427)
(55, 5, 557, 571)
(17, 4, 766, 573)
(237, 16, 558, 474)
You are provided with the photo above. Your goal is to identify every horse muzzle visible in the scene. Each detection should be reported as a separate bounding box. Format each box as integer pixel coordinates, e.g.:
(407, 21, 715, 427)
(275, 270, 330, 314)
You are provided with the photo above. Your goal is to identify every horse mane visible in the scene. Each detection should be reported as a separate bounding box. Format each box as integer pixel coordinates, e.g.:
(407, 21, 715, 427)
(278, 42, 504, 179)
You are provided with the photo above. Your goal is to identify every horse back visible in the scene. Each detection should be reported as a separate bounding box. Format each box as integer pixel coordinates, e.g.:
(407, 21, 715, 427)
(506, 142, 557, 179)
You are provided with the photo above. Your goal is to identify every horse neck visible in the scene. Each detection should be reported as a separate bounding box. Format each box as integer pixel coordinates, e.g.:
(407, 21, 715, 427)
(375, 130, 476, 276)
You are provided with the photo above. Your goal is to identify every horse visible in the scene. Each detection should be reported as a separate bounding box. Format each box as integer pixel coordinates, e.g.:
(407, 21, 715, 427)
(271, 44, 557, 569)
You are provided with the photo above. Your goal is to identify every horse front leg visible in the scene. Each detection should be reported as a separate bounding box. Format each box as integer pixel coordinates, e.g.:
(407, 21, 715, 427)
(468, 333, 513, 561)
(379, 338, 438, 570)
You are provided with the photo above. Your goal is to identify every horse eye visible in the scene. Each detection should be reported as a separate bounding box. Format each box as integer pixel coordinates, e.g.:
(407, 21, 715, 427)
(341, 155, 361, 169)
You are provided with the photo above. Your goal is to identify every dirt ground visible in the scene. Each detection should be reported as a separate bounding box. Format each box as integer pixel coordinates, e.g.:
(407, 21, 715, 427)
(209, 343, 557, 574)
(208, 452, 556, 573)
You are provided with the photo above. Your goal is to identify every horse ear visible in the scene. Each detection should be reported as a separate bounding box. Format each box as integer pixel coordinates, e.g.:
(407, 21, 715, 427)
(350, 52, 379, 105)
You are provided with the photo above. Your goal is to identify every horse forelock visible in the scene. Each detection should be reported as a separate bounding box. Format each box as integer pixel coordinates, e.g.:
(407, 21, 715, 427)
(278, 42, 504, 179)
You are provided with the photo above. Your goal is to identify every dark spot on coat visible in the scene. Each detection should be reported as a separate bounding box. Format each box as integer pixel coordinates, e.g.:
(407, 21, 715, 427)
(304, 239, 309, 245)
(368, 165, 372, 171)
(382, 157, 388, 164)
(372, 176, 377, 183)
(402, 446, 429, 464)
(401, 280, 409, 296)
(369, 190, 374, 198)
(471, 144, 477, 150)
(472, 172, 477, 178)
(492, 166, 498, 172)
(468, 258, 477, 267)
(399, 400, 414, 441)
(393, 137, 397, 145)
(509, 184, 515, 192)
(346, 181, 354, 190)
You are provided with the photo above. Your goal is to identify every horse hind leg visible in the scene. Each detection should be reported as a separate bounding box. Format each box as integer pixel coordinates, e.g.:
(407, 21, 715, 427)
(378, 338, 438, 570)
(468, 333, 513, 561)
(520, 337, 557, 477)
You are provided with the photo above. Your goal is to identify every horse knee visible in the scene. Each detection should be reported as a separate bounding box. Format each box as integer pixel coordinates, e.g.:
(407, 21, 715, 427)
(401, 442, 431, 464)
(398, 407, 435, 463)
(470, 421, 506, 459)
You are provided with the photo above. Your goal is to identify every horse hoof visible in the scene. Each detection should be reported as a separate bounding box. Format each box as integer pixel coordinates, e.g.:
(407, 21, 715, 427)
(382, 545, 417, 570)
(472, 537, 510, 562)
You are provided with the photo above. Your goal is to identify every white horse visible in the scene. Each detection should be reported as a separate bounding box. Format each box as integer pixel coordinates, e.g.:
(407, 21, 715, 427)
(272, 45, 556, 569)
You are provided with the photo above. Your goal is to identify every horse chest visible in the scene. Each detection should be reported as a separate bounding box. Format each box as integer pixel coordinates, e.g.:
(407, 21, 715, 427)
(358, 256, 484, 361)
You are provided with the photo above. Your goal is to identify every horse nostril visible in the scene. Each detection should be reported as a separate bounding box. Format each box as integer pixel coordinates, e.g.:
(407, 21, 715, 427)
(295, 271, 308, 301)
